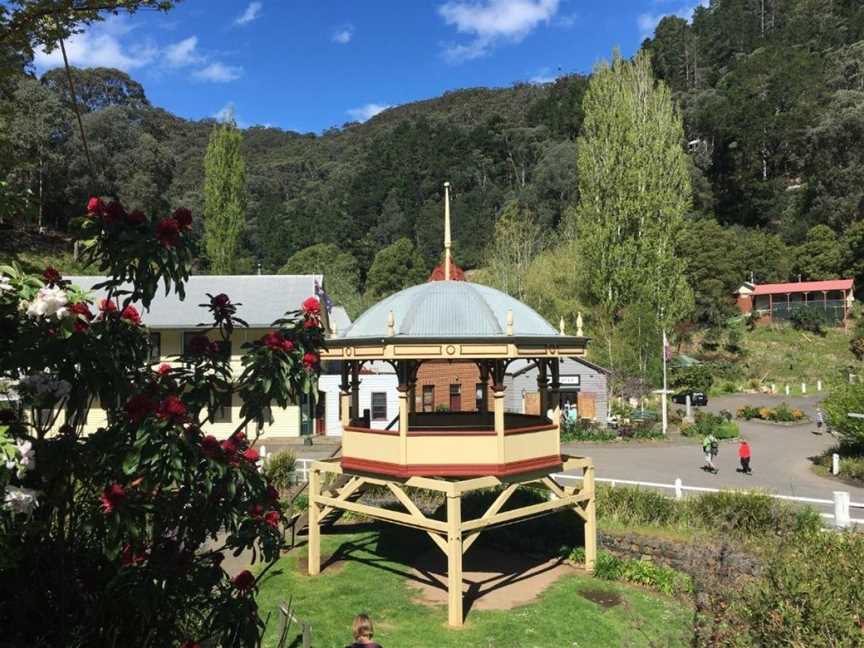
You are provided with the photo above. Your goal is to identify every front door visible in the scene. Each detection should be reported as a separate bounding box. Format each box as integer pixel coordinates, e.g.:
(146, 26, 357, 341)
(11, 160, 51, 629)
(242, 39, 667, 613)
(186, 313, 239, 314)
(449, 384, 461, 411)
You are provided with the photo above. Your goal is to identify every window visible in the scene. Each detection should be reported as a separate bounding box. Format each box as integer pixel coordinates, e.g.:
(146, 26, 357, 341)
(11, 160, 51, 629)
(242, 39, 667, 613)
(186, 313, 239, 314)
(212, 392, 232, 423)
(475, 382, 485, 411)
(149, 332, 162, 363)
(422, 385, 435, 412)
(449, 384, 461, 412)
(371, 392, 387, 421)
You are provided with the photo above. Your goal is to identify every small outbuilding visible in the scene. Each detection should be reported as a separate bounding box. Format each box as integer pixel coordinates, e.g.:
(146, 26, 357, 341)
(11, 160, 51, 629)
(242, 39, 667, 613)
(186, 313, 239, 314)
(734, 279, 854, 325)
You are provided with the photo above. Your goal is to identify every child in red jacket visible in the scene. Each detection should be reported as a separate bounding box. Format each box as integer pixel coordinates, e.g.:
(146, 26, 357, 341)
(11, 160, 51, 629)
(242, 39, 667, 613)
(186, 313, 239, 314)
(738, 440, 752, 475)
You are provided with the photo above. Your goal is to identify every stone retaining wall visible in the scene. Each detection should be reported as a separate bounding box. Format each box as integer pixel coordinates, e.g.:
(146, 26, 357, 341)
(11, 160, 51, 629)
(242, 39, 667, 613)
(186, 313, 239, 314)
(599, 531, 761, 579)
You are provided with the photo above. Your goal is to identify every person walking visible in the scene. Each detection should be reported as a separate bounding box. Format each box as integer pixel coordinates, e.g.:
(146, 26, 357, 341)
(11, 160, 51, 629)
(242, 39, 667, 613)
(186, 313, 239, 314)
(815, 408, 824, 434)
(737, 440, 752, 475)
(346, 614, 383, 648)
(702, 432, 718, 473)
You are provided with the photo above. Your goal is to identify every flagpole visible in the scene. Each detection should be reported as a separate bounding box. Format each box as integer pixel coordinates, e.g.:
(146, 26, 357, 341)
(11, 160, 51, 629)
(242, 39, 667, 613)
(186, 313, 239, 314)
(662, 328, 668, 435)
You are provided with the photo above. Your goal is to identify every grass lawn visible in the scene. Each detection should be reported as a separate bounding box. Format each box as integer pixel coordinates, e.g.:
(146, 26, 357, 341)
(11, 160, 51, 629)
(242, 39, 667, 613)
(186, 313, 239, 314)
(730, 324, 853, 390)
(256, 525, 693, 648)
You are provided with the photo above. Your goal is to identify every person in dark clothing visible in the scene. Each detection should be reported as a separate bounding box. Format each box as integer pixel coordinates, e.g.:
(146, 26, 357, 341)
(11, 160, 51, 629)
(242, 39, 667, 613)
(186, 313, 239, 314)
(737, 440, 752, 474)
(345, 614, 383, 648)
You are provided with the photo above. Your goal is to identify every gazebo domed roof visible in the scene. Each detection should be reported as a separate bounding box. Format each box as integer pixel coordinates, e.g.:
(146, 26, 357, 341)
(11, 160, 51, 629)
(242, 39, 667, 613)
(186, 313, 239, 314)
(340, 280, 558, 340)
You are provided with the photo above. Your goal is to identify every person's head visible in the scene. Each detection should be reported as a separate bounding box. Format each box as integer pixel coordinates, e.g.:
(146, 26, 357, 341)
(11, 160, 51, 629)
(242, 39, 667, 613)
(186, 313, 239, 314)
(352, 614, 374, 642)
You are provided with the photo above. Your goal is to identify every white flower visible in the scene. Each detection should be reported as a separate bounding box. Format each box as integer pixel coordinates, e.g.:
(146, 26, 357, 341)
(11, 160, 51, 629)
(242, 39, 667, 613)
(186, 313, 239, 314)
(14, 440, 34, 477)
(3, 485, 39, 515)
(0, 275, 12, 292)
(26, 286, 68, 320)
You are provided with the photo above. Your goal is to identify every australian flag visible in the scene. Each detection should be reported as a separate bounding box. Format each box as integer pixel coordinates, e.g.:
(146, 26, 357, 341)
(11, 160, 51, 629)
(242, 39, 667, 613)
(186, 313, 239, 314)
(314, 280, 333, 313)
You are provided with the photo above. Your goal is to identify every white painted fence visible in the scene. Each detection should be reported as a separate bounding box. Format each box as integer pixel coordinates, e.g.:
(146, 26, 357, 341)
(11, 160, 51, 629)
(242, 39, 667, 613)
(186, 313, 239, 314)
(552, 473, 864, 529)
(287, 458, 863, 528)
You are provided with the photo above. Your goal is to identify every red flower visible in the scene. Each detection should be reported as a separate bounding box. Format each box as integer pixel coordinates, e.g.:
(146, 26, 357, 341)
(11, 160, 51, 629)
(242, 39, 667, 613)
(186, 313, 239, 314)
(180, 642, 201, 648)
(86, 196, 105, 215)
(101, 483, 126, 514)
(248, 503, 263, 518)
(42, 266, 62, 285)
(211, 293, 230, 307)
(157, 395, 187, 423)
(264, 510, 280, 529)
(99, 299, 117, 315)
(302, 296, 320, 316)
(120, 543, 148, 566)
(70, 302, 93, 332)
(157, 363, 172, 375)
(173, 207, 193, 231)
(125, 393, 157, 423)
(201, 435, 220, 459)
(221, 436, 239, 456)
(303, 352, 319, 368)
(232, 570, 255, 592)
(121, 305, 141, 325)
(103, 200, 125, 224)
(303, 318, 319, 329)
(126, 209, 147, 225)
(242, 447, 260, 463)
(155, 217, 180, 248)
(263, 331, 293, 352)
(186, 335, 211, 355)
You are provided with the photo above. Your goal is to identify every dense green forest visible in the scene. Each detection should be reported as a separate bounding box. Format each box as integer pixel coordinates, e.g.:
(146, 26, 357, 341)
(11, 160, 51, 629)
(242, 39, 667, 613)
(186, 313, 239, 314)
(3, 0, 864, 354)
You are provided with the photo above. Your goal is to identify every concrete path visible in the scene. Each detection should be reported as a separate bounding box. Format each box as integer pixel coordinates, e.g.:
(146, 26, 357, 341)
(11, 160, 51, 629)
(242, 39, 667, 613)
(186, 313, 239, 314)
(562, 394, 864, 513)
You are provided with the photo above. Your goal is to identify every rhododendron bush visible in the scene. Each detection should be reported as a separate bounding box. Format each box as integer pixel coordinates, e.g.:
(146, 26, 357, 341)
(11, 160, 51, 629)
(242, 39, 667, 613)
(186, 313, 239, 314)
(0, 199, 324, 647)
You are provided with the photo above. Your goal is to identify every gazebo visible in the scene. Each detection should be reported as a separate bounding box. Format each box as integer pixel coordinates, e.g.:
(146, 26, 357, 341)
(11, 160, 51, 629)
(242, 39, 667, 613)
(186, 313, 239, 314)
(307, 183, 597, 626)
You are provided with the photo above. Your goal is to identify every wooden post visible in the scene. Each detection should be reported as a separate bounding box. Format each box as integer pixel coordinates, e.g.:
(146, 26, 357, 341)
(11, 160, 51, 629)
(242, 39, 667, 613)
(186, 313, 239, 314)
(340, 390, 350, 428)
(350, 362, 361, 422)
(398, 385, 409, 466)
(493, 386, 505, 464)
(446, 492, 463, 627)
(308, 467, 321, 575)
(583, 463, 597, 574)
(536, 360, 548, 418)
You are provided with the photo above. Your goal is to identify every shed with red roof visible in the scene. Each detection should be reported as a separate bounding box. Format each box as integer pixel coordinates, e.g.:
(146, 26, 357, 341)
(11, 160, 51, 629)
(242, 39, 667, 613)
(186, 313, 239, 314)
(734, 279, 854, 326)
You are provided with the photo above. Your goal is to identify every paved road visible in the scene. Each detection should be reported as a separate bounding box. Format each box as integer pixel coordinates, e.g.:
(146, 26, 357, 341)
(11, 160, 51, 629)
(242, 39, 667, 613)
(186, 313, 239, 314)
(562, 394, 864, 512)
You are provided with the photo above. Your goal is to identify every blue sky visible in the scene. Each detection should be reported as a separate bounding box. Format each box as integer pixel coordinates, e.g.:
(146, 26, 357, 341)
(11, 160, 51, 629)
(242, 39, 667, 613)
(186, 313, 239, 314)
(32, 0, 705, 133)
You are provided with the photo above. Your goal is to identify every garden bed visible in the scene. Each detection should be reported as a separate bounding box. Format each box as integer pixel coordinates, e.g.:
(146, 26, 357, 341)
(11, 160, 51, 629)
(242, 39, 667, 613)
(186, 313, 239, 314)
(735, 403, 809, 425)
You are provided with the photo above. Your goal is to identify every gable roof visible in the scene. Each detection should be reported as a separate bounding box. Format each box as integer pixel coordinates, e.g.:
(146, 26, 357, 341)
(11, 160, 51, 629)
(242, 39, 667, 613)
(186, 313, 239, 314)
(65, 275, 323, 329)
(737, 279, 853, 296)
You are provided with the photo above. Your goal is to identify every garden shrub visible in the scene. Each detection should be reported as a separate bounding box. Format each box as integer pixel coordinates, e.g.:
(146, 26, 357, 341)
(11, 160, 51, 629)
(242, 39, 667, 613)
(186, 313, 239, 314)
(685, 491, 821, 537)
(567, 548, 691, 596)
(681, 411, 740, 439)
(739, 530, 864, 646)
(737, 403, 806, 422)
(789, 305, 827, 334)
(822, 382, 864, 445)
(560, 419, 617, 442)
(596, 485, 681, 527)
(263, 449, 296, 493)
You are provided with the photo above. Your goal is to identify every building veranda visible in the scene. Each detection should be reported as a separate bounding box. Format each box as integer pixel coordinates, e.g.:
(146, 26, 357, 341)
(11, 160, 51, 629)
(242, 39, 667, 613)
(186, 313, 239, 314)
(305, 185, 598, 627)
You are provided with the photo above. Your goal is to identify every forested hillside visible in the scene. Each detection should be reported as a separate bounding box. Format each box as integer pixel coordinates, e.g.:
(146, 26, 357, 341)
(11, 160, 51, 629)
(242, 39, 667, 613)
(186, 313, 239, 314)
(3, 0, 864, 331)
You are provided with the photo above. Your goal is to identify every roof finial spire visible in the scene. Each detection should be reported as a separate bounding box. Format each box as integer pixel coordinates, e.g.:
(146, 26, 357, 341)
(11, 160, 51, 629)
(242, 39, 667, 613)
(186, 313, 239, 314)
(444, 181, 452, 281)
(559, 316, 566, 335)
(576, 312, 584, 337)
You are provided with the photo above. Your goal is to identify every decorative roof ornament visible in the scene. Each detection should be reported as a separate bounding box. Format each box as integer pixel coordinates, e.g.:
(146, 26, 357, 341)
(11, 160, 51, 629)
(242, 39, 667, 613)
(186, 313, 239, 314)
(559, 316, 565, 335)
(506, 309, 513, 336)
(387, 310, 396, 337)
(576, 312, 584, 337)
(444, 181, 452, 281)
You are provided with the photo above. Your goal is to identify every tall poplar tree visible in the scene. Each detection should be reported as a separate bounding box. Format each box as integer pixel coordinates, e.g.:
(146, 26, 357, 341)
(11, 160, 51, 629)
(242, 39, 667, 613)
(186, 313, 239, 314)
(203, 117, 246, 273)
(569, 49, 693, 370)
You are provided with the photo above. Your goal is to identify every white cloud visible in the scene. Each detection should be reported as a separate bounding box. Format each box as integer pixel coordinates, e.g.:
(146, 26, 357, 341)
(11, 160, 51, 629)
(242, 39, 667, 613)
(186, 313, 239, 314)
(215, 102, 236, 122)
(529, 67, 558, 84)
(164, 36, 202, 67)
(438, 0, 559, 62)
(346, 103, 392, 122)
(33, 16, 156, 72)
(194, 62, 244, 82)
(637, 0, 708, 37)
(235, 2, 263, 26)
(332, 24, 354, 44)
